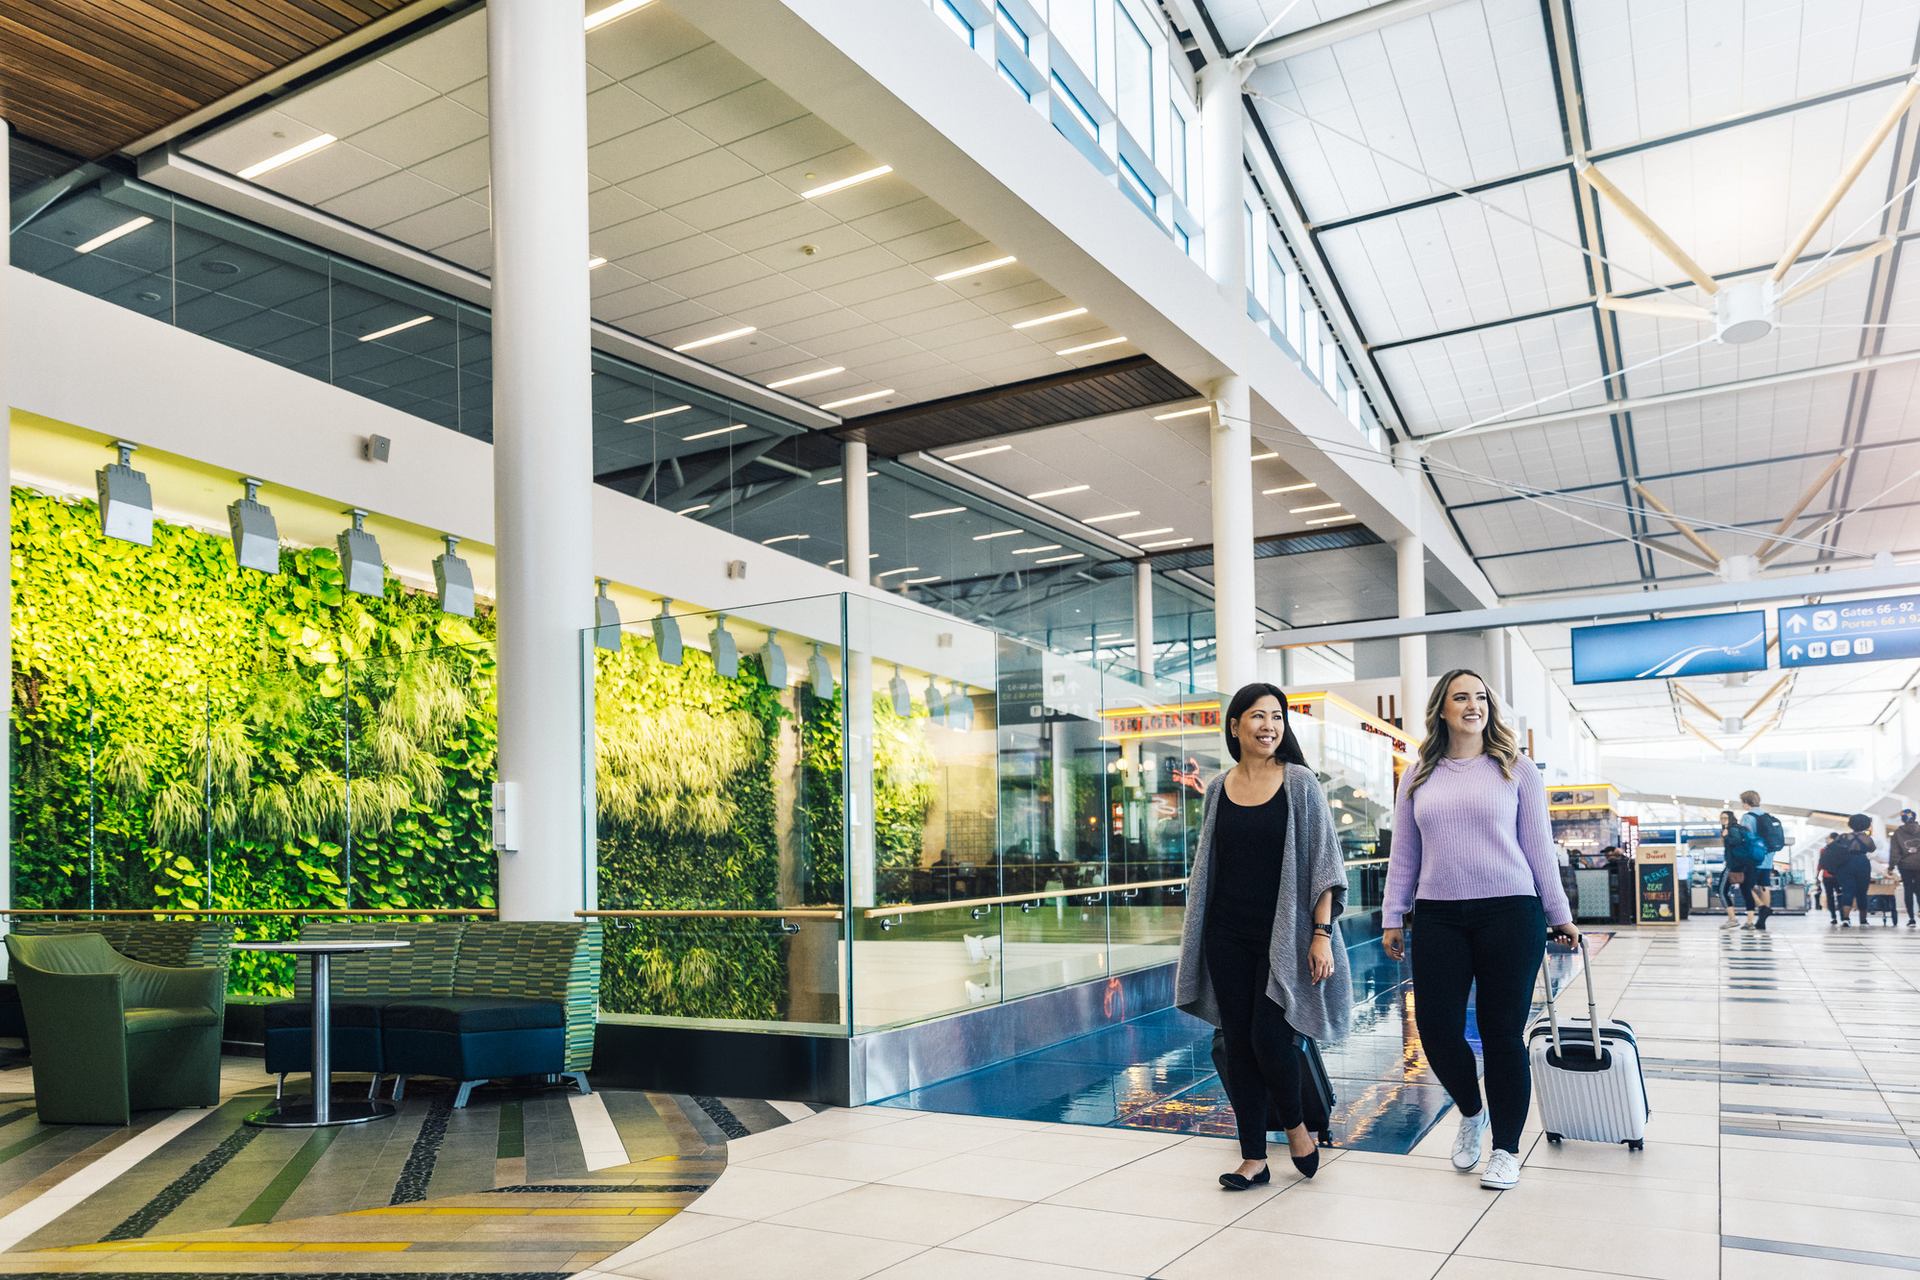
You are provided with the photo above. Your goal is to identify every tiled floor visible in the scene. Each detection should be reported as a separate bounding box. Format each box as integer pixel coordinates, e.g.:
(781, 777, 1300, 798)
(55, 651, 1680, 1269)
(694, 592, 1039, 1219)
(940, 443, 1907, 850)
(872, 930, 1595, 1154)
(593, 914, 1920, 1279)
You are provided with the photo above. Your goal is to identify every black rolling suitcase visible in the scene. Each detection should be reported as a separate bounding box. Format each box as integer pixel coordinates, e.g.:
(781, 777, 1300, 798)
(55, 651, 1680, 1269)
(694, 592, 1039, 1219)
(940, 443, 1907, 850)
(1209, 1028, 1337, 1147)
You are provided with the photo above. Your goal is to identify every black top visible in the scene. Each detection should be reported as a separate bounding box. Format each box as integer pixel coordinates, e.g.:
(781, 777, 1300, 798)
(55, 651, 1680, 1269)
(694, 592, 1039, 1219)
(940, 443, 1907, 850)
(1208, 781, 1289, 942)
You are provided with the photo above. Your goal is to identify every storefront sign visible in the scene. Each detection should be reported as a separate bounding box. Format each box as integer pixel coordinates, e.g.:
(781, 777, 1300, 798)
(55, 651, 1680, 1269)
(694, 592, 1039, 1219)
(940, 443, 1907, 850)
(1102, 704, 1220, 740)
(1777, 593, 1920, 668)
(1572, 611, 1767, 683)
(1635, 845, 1678, 925)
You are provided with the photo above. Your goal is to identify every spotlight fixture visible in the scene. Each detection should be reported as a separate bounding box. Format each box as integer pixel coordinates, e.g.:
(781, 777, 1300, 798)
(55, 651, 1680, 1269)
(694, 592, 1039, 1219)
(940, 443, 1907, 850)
(924, 677, 947, 722)
(227, 477, 280, 574)
(337, 509, 385, 598)
(96, 441, 154, 546)
(948, 683, 973, 731)
(763, 629, 789, 688)
(593, 578, 622, 651)
(710, 614, 740, 678)
(434, 535, 474, 617)
(809, 643, 836, 698)
(890, 666, 913, 718)
(652, 599, 684, 666)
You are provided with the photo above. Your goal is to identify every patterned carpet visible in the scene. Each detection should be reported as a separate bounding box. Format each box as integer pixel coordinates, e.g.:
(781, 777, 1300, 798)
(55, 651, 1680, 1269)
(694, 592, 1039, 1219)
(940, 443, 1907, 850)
(0, 1059, 803, 1276)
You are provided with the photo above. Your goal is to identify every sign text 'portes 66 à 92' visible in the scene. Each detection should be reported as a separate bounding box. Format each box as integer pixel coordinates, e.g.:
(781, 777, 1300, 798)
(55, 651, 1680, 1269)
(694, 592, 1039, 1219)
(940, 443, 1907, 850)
(1777, 593, 1920, 668)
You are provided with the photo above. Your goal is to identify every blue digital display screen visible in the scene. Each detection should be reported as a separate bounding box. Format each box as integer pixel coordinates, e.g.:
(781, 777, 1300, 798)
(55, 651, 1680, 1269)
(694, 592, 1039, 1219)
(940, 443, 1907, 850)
(1571, 611, 1768, 685)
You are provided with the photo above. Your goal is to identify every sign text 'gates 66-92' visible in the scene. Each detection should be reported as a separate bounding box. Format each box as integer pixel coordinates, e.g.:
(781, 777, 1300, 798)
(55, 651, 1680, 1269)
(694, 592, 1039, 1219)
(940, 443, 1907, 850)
(1777, 594, 1920, 668)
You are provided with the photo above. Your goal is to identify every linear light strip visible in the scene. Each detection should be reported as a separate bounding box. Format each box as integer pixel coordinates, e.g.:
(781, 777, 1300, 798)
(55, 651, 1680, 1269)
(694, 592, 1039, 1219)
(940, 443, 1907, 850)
(874, 566, 922, 579)
(903, 575, 943, 585)
(685, 424, 748, 441)
(1034, 553, 1083, 565)
(934, 254, 1017, 282)
(74, 216, 154, 254)
(1013, 306, 1088, 330)
(768, 366, 845, 389)
(910, 506, 966, 519)
(1251, 451, 1279, 461)
(1139, 537, 1194, 549)
(943, 444, 1012, 462)
(585, 0, 654, 30)
(237, 134, 336, 180)
(762, 533, 808, 545)
(1058, 336, 1127, 356)
(1027, 484, 1089, 499)
(820, 389, 893, 410)
(1307, 515, 1357, 526)
(1084, 511, 1141, 525)
(973, 529, 1022, 541)
(1119, 528, 1173, 539)
(1012, 544, 1063, 555)
(1291, 502, 1341, 514)
(673, 325, 755, 353)
(801, 165, 893, 199)
(358, 314, 433, 343)
(1152, 405, 1211, 421)
(1264, 482, 1315, 495)
(626, 404, 692, 423)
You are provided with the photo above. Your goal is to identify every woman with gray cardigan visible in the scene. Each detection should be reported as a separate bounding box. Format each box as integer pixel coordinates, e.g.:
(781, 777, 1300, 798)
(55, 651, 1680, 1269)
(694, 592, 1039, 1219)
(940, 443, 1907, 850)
(1175, 682, 1353, 1188)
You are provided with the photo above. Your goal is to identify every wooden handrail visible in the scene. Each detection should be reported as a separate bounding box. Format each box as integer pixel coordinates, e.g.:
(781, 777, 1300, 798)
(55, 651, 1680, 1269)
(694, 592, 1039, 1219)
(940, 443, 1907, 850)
(863, 877, 1191, 920)
(0, 908, 497, 918)
(576, 908, 844, 921)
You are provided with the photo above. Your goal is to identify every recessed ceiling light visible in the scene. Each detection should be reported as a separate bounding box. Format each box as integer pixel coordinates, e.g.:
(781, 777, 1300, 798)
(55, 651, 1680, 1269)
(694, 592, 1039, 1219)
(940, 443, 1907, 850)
(685, 423, 749, 441)
(1013, 306, 1088, 330)
(584, 0, 654, 30)
(1139, 537, 1194, 549)
(1251, 451, 1279, 461)
(1119, 528, 1174, 539)
(1027, 484, 1089, 499)
(1291, 501, 1341, 514)
(1096, 633, 1125, 642)
(801, 165, 893, 199)
(821, 389, 894, 410)
(973, 529, 1022, 541)
(1058, 336, 1128, 356)
(934, 254, 1017, 282)
(1084, 510, 1141, 525)
(1264, 481, 1315, 495)
(1012, 544, 1063, 555)
(903, 574, 943, 585)
(875, 566, 923, 579)
(817, 470, 879, 486)
(626, 404, 691, 423)
(943, 444, 1012, 462)
(768, 366, 845, 389)
(1152, 406, 1211, 421)
(588, 255, 608, 269)
(237, 134, 336, 180)
(911, 506, 966, 519)
(358, 314, 433, 342)
(828, 554, 881, 566)
(1034, 553, 1084, 565)
(676, 503, 710, 516)
(762, 533, 809, 545)
(74, 216, 154, 254)
(673, 325, 755, 352)
(1307, 515, 1357, 526)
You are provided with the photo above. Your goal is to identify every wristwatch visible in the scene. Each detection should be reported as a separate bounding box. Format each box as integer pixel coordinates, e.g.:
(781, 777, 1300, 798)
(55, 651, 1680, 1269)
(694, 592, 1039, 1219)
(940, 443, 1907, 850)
(1311, 923, 1334, 938)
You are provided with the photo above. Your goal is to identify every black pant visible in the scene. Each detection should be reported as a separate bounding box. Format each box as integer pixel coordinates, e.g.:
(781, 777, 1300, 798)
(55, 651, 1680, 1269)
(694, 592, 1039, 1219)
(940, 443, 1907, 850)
(1901, 870, 1919, 922)
(1410, 895, 1546, 1154)
(1837, 860, 1872, 919)
(1206, 928, 1301, 1160)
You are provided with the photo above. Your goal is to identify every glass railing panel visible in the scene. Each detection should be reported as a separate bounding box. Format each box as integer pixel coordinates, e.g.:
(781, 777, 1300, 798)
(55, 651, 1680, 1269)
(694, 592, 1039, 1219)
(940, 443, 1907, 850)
(1000, 887, 1109, 1000)
(852, 903, 1001, 1032)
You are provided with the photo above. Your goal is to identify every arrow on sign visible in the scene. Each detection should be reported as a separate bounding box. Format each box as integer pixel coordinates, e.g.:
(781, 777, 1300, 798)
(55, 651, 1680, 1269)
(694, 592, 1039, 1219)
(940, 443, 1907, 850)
(1786, 616, 1808, 633)
(1787, 644, 1802, 660)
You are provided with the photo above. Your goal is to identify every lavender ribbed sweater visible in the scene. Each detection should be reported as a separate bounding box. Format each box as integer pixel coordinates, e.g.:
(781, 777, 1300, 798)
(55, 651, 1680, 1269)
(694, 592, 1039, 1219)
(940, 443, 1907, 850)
(1382, 753, 1573, 928)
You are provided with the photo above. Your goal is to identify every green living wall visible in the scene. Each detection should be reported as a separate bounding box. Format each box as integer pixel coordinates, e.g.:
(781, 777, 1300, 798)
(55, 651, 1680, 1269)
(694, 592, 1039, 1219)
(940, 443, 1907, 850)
(11, 487, 938, 1013)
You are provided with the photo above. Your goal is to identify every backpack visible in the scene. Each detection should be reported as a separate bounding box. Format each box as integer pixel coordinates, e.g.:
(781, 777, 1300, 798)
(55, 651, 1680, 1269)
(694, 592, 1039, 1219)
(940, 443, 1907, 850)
(1722, 825, 1757, 873)
(1751, 810, 1786, 853)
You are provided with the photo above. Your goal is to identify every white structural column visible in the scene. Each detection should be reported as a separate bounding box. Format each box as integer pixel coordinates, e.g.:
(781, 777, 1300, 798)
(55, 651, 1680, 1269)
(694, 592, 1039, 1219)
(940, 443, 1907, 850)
(842, 440, 876, 907)
(1210, 377, 1256, 694)
(1199, 60, 1250, 308)
(487, 0, 594, 919)
(1395, 446, 1429, 731)
(1483, 626, 1510, 708)
(1133, 559, 1155, 682)
(0, 117, 11, 929)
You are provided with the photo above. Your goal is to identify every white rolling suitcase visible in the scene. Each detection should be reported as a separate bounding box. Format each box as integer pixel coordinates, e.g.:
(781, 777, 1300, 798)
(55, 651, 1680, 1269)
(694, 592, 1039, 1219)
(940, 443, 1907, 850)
(1527, 935, 1650, 1150)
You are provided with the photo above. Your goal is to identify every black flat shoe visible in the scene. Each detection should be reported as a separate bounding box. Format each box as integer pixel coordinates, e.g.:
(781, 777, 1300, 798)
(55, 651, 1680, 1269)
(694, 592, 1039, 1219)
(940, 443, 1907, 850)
(1218, 1166, 1271, 1190)
(1291, 1150, 1320, 1179)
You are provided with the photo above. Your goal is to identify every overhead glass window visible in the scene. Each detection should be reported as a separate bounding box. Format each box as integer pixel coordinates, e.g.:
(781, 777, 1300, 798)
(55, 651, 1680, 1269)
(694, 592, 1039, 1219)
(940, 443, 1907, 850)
(1114, 6, 1154, 151)
(1243, 205, 1258, 293)
(1051, 0, 1097, 72)
(996, 3, 1030, 53)
(1176, 225, 1192, 256)
(1169, 107, 1189, 203)
(999, 62, 1033, 100)
(1118, 154, 1155, 216)
(1053, 72, 1099, 135)
(938, 0, 976, 46)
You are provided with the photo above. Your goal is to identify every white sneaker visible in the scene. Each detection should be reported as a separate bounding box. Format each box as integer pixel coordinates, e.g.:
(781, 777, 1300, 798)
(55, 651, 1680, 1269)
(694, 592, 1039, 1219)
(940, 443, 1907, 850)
(1480, 1149, 1522, 1190)
(1739, 919, 1756, 930)
(1450, 1108, 1489, 1171)
(1719, 919, 1741, 930)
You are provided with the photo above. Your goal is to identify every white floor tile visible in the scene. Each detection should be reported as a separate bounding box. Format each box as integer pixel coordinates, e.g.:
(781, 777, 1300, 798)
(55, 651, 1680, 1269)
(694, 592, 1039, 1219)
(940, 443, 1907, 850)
(1044, 1163, 1282, 1226)
(869, 1248, 1134, 1279)
(1458, 1206, 1720, 1280)
(880, 1152, 1103, 1202)
(944, 1201, 1215, 1275)
(1153, 1228, 1446, 1279)
(617, 1219, 922, 1280)
(768, 1182, 1026, 1245)
(683, 1166, 864, 1221)
(1235, 1185, 1487, 1253)
(741, 1136, 951, 1182)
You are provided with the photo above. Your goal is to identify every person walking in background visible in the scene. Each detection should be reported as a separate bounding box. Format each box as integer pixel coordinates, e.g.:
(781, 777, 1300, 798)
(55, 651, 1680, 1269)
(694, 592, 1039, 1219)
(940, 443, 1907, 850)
(1381, 669, 1578, 1192)
(1174, 683, 1353, 1190)
(1890, 809, 1920, 928)
(1831, 815, 1877, 927)
(1739, 791, 1784, 930)
(1718, 809, 1758, 931)
(1818, 833, 1846, 925)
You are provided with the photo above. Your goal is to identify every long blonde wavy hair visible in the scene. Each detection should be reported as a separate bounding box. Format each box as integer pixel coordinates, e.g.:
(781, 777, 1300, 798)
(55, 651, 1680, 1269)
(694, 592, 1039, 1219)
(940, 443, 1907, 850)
(1403, 668, 1521, 797)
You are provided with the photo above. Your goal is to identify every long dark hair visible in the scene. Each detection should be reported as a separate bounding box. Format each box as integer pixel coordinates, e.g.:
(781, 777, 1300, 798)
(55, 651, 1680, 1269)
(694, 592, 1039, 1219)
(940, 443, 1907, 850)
(1223, 682, 1308, 765)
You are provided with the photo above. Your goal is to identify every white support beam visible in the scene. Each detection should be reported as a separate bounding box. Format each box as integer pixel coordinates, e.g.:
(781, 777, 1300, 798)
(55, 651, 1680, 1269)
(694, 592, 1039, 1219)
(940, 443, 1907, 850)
(1264, 555, 1911, 647)
(1240, 0, 1468, 66)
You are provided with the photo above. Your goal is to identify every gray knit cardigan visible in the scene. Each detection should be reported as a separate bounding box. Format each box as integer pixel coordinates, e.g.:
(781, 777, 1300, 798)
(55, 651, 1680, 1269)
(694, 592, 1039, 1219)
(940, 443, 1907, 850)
(1174, 764, 1354, 1045)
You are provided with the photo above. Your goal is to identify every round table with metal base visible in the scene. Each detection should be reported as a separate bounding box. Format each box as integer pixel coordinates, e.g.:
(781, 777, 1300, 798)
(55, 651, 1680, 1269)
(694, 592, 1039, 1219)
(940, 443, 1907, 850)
(239, 939, 410, 1129)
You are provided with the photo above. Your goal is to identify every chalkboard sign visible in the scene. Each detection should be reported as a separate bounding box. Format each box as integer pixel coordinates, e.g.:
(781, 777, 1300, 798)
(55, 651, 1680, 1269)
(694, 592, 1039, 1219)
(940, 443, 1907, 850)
(1636, 859, 1678, 925)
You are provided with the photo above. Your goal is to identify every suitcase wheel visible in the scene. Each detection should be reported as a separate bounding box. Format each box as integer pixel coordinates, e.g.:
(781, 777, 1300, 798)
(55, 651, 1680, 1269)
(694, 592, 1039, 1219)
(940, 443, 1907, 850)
(1626, 1140, 1644, 1151)
(1545, 1132, 1562, 1145)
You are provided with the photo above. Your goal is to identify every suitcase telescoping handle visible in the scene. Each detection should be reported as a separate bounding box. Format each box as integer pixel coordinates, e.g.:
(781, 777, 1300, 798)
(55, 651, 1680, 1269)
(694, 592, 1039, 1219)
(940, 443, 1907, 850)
(1538, 933, 1600, 1060)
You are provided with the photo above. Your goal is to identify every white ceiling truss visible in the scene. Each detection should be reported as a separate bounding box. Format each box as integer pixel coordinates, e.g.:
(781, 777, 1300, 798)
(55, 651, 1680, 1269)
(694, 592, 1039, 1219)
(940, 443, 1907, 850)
(1175, 0, 1920, 742)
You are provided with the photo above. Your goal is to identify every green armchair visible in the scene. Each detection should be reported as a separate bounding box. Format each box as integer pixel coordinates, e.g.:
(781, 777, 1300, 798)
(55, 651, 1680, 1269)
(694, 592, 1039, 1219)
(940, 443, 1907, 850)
(6, 932, 225, 1125)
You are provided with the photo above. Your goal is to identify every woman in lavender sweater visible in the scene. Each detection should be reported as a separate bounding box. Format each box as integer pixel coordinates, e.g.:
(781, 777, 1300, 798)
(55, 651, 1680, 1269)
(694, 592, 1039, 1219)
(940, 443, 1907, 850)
(1381, 669, 1578, 1191)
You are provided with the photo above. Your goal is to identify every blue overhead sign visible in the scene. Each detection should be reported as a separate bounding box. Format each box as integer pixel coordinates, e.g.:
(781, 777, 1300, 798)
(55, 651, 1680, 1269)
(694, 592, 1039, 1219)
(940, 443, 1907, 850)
(1571, 611, 1768, 684)
(1777, 594, 1920, 668)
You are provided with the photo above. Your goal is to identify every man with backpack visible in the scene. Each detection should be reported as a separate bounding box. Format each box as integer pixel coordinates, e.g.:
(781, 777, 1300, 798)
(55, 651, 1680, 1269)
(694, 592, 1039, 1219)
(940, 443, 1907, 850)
(1890, 808, 1920, 928)
(1740, 790, 1785, 931)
